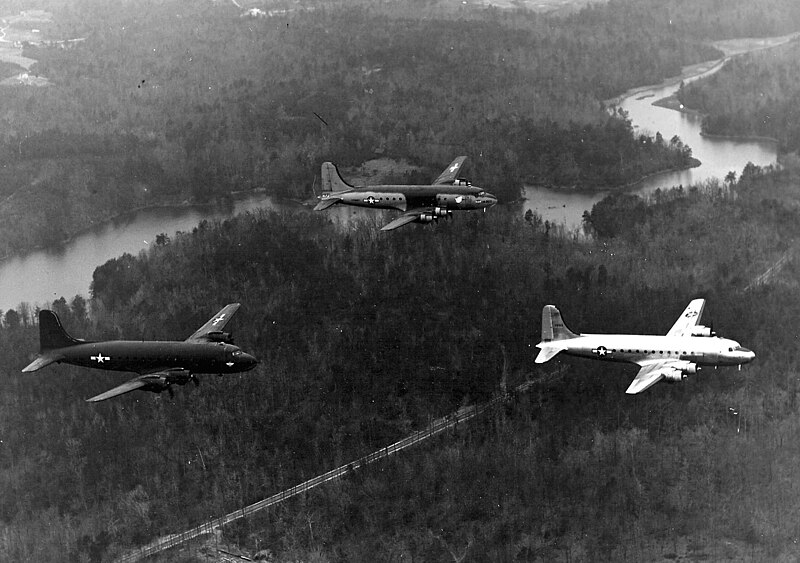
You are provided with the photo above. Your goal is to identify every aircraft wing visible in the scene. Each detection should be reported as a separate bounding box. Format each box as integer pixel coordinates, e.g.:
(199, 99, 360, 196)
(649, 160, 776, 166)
(186, 303, 241, 342)
(626, 361, 672, 394)
(432, 156, 468, 185)
(86, 376, 152, 402)
(666, 298, 705, 337)
(626, 359, 694, 394)
(380, 210, 428, 231)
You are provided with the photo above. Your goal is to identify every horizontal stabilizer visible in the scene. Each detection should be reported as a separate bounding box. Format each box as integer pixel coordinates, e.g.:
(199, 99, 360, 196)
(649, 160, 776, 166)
(22, 354, 62, 373)
(86, 378, 149, 402)
(313, 196, 342, 212)
(534, 344, 563, 364)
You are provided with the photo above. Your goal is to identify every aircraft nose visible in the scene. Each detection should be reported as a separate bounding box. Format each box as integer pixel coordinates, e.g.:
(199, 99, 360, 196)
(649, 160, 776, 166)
(482, 193, 498, 207)
(240, 353, 259, 370)
(742, 348, 755, 362)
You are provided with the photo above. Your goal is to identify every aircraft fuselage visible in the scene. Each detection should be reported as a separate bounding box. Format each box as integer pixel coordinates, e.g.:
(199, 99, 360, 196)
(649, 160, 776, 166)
(555, 334, 754, 367)
(53, 340, 257, 375)
(330, 184, 496, 212)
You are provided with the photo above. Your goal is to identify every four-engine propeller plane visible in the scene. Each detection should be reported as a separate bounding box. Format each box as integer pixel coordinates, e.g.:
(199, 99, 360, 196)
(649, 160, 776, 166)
(535, 299, 755, 394)
(313, 156, 497, 231)
(22, 303, 258, 402)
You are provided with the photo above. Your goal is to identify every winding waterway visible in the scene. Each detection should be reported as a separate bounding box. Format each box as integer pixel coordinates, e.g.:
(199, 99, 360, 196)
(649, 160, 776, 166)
(0, 40, 788, 312)
(523, 58, 779, 229)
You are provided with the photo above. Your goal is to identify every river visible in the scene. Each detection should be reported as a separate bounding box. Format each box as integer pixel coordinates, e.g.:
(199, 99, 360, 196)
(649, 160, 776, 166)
(0, 41, 786, 313)
(0, 195, 282, 312)
(523, 57, 779, 230)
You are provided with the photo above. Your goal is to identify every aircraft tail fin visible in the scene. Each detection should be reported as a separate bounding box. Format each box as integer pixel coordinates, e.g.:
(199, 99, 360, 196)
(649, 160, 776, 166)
(38, 310, 83, 352)
(540, 305, 578, 342)
(321, 162, 353, 193)
(534, 306, 577, 364)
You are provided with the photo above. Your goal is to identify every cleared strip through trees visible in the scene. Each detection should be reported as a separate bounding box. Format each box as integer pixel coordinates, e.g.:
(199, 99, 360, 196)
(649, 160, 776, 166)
(113, 372, 560, 562)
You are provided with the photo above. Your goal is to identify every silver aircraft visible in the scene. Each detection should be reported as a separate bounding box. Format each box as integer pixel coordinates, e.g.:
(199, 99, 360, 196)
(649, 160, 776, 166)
(535, 299, 755, 393)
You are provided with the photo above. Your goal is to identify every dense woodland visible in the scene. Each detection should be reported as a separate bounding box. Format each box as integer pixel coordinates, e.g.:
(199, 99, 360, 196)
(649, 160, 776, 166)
(678, 39, 800, 153)
(4, 0, 800, 561)
(0, 0, 779, 256)
(0, 158, 798, 560)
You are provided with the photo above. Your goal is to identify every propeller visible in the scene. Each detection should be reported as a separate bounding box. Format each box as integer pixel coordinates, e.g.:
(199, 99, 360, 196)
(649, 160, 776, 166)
(191, 374, 200, 387)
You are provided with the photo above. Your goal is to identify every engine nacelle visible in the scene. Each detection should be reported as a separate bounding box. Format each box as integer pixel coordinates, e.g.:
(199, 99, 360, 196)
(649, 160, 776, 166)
(664, 363, 699, 383)
(165, 369, 193, 387)
(690, 325, 715, 337)
(663, 370, 687, 383)
(433, 207, 452, 217)
(418, 213, 436, 223)
(207, 331, 233, 343)
(682, 363, 699, 375)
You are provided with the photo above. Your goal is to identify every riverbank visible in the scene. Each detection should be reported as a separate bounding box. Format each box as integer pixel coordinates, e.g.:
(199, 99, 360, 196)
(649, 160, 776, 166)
(605, 32, 800, 109)
(650, 33, 800, 143)
(524, 156, 702, 196)
(0, 189, 281, 264)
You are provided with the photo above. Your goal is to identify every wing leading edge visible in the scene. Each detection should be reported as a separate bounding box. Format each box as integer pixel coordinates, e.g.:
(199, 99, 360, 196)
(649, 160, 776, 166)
(666, 298, 705, 337)
(186, 303, 241, 342)
(86, 377, 151, 402)
(380, 210, 427, 231)
(432, 156, 467, 185)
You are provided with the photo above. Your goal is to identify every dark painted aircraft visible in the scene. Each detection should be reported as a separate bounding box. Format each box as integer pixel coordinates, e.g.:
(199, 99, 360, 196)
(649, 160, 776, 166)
(22, 303, 258, 402)
(313, 156, 497, 230)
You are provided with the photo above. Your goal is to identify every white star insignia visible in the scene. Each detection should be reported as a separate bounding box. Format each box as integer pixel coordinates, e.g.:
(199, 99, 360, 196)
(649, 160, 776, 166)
(592, 346, 609, 357)
(91, 354, 110, 363)
(212, 314, 226, 325)
(449, 163, 459, 172)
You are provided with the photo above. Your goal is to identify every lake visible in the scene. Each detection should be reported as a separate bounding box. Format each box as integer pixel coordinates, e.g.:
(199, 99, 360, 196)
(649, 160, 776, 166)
(523, 62, 778, 230)
(0, 50, 782, 313)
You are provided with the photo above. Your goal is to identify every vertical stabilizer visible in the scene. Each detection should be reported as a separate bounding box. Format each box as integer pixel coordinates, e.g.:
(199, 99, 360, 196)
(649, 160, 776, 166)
(535, 305, 577, 364)
(38, 310, 83, 352)
(540, 305, 578, 342)
(321, 162, 353, 193)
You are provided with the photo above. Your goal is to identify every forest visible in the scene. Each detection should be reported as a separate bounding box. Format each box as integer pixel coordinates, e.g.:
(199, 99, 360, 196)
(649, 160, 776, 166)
(678, 39, 800, 153)
(0, 158, 799, 560)
(4, 0, 800, 561)
(0, 0, 789, 256)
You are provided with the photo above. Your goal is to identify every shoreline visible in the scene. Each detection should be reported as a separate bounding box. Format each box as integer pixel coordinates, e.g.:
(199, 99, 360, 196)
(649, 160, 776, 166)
(604, 32, 800, 109)
(525, 157, 702, 195)
(0, 188, 281, 264)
